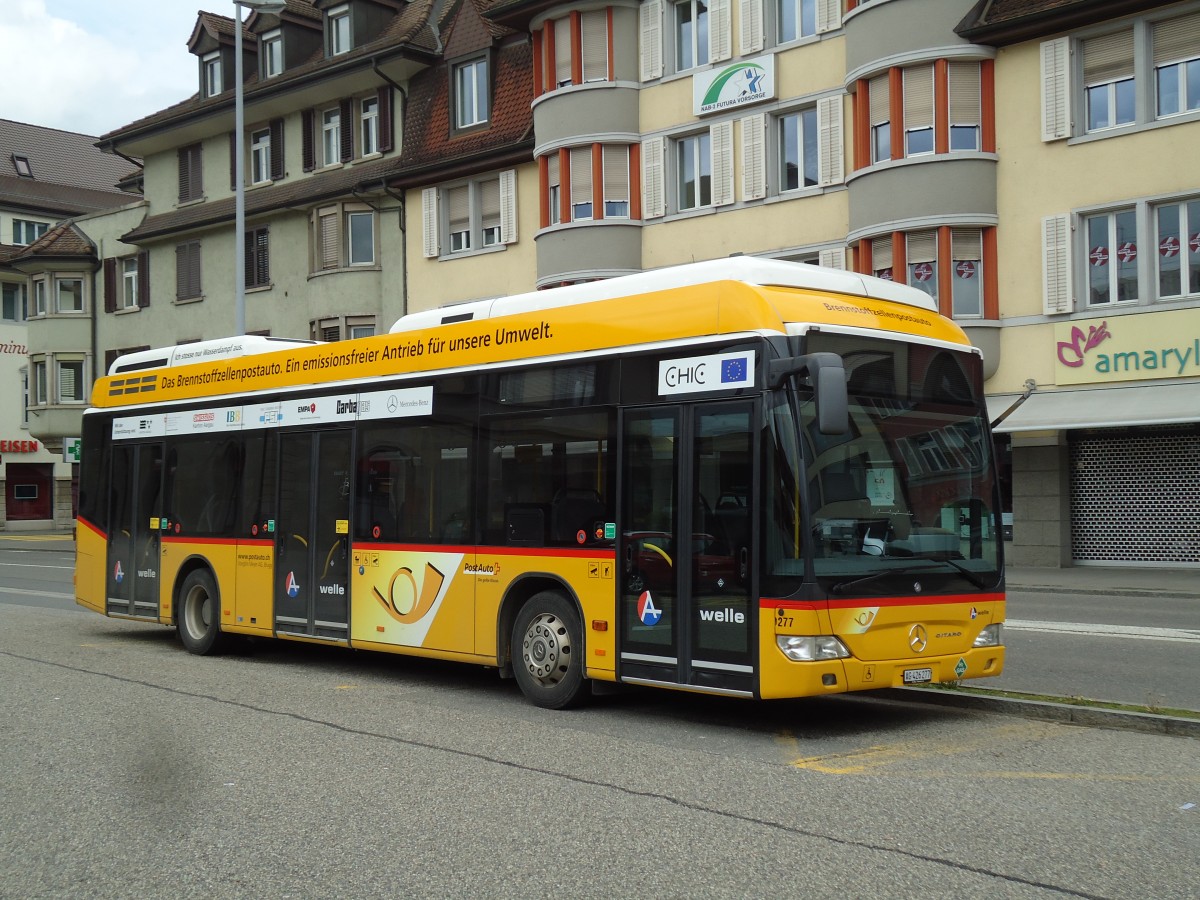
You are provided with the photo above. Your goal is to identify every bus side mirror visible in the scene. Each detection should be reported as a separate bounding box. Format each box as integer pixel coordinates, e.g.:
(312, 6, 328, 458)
(768, 352, 848, 436)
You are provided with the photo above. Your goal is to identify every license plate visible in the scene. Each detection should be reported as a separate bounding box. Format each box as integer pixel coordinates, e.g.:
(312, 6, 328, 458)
(903, 667, 933, 684)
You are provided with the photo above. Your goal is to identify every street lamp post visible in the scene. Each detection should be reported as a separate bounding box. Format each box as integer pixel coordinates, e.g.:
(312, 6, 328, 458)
(233, 0, 286, 336)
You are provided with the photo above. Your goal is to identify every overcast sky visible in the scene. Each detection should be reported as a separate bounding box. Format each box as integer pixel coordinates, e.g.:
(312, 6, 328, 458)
(1, 1, 211, 137)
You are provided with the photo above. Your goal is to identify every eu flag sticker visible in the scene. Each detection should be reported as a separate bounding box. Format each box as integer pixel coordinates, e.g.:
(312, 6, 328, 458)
(721, 358, 748, 384)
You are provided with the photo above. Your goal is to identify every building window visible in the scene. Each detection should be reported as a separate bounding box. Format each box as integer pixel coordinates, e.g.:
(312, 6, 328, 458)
(176, 240, 202, 300)
(553, 18, 572, 87)
(347, 211, 374, 265)
(951, 229, 983, 318)
(1085, 209, 1138, 305)
(178, 143, 203, 203)
(2, 283, 25, 321)
(603, 145, 630, 217)
(571, 147, 593, 221)
(1154, 14, 1200, 118)
(675, 0, 709, 71)
(868, 73, 890, 162)
(547, 154, 562, 225)
(12, 154, 32, 177)
(56, 278, 84, 314)
(423, 172, 516, 257)
(262, 30, 283, 78)
(677, 132, 711, 211)
(321, 107, 341, 166)
(1155, 198, 1200, 298)
(329, 5, 351, 55)
(454, 58, 489, 129)
(871, 235, 894, 281)
(348, 318, 376, 339)
(361, 96, 380, 155)
(948, 61, 981, 150)
(246, 227, 270, 288)
(121, 258, 138, 309)
(313, 203, 376, 271)
(581, 10, 608, 82)
(1083, 30, 1135, 132)
(903, 64, 935, 156)
(32, 358, 47, 405)
(58, 359, 85, 404)
(778, 0, 816, 44)
(32, 279, 47, 316)
(779, 107, 817, 190)
(203, 52, 222, 97)
(907, 231, 938, 302)
(12, 220, 48, 246)
(251, 128, 272, 184)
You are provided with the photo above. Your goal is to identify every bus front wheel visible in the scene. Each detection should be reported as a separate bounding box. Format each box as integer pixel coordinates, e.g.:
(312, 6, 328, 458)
(176, 569, 226, 655)
(512, 591, 586, 709)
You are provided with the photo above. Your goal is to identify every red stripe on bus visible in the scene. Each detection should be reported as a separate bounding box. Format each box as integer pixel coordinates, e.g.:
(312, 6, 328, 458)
(353, 542, 616, 558)
(762, 592, 1003, 610)
(76, 516, 106, 541)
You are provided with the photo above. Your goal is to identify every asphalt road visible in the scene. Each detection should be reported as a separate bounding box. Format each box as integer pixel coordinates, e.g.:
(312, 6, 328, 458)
(1, 539, 1198, 897)
(3, 603, 1199, 898)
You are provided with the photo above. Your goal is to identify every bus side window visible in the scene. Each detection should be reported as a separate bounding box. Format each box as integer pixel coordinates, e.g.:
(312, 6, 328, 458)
(240, 433, 277, 538)
(169, 437, 242, 537)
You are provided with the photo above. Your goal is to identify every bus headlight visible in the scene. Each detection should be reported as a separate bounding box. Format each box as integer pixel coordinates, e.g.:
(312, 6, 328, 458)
(777, 635, 851, 661)
(973, 623, 1004, 647)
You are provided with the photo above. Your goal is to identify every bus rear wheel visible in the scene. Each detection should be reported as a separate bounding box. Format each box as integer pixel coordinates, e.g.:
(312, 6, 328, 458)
(176, 569, 226, 655)
(512, 591, 586, 709)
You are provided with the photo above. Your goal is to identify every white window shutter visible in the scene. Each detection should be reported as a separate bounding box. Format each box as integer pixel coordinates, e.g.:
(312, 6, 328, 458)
(1041, 37, 1071, 141)
(422, 187, 439, 258)
(499, 169, 517, 244)
(711, 121, 734, 206)
(816, 0, 841, 34)
(710, 0, 732, 63)
(739, 0, 763, 55)
(741, 113, 765, 201)
(640, 0, 663, 82)
(1042, 214, 1073, 313)
(819, 247, 846, 269)
(817, 95, 844, 186)
(642, 136, 665, 218)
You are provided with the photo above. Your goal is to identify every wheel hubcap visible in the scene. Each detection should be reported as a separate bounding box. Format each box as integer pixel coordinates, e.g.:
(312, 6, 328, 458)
(185, 585, 211, 638)
(521, 613, 571, 686)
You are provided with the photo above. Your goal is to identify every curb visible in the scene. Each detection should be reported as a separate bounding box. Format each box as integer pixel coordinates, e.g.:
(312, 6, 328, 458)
(878, 687, 1200, 738)
(1008, 584, 1198, 600)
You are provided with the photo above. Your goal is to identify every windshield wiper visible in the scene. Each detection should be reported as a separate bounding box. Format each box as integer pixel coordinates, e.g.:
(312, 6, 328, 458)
(830, 564, 938, 595)
(829, 559, 993, 595)
(937, 557, 993, 590)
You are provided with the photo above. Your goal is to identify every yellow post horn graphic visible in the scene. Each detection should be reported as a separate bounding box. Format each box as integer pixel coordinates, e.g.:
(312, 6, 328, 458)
(373, 562, 445, 624)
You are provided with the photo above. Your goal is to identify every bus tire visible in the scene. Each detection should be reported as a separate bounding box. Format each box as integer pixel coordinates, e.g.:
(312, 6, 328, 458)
(512, 591, 586, 709)
(176, 569, 226, 655)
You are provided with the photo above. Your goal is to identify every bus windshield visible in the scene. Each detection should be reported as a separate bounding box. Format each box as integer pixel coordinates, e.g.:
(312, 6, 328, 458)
(765, 333, 1002, 597)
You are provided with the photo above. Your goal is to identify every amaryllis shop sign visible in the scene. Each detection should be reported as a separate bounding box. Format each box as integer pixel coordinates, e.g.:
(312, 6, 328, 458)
(1054, 307, 1200, 385)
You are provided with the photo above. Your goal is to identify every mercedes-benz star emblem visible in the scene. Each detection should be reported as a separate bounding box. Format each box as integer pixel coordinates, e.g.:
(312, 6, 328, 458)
(387, 395, 399, 413)
(908, 623, 928, 653)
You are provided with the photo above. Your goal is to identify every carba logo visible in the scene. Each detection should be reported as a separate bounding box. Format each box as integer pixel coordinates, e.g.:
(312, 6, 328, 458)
(285, 571, 301, 597)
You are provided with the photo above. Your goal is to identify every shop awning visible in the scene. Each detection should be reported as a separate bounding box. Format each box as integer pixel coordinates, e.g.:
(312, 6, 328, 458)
(989, 382, 1200, 433)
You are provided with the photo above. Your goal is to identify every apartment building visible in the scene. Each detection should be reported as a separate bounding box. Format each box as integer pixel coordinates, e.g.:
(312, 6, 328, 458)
(0, 119, 138, 528)
(19, 0, 1200, 564)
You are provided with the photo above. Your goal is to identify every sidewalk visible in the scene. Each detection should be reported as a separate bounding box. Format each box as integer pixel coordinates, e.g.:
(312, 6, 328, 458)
(1005, 564, 1198, 598)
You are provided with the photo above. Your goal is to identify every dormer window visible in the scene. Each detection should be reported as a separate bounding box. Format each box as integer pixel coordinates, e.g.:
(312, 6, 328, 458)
(454, 57, 489, 129)
(262, 30, 283, 78)
(203, 51, 222, 97)
(329, 5, 351, 56)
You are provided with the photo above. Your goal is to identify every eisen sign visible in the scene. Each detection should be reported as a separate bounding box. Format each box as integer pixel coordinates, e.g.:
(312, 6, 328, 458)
(658, 351, 755, 396)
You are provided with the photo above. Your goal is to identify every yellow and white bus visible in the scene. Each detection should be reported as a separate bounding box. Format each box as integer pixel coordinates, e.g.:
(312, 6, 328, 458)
(75, 257, 1005, 708)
